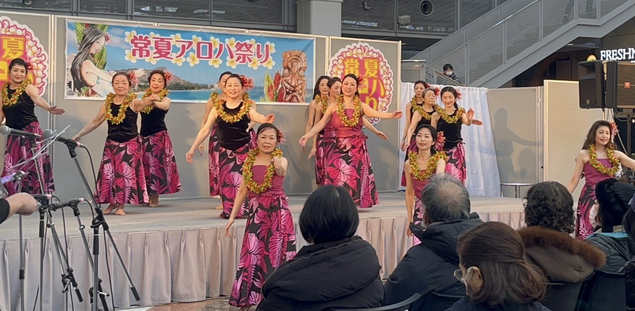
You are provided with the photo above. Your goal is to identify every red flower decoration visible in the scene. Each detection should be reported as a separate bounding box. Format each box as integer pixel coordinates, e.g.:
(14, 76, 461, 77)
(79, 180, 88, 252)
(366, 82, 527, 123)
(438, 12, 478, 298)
(163, 70, 173, 83)
(455, 90, 462, 100)
(357, 76, 365, 86)
(277, 129, 287, 145)
(104, 33, 111, 44)
(610, 122, 619, 139)
(128, 70, 139, 88)
(433, 87, 440, 96)
(25, 62, 33, 71)
(240, 75, 254, 90)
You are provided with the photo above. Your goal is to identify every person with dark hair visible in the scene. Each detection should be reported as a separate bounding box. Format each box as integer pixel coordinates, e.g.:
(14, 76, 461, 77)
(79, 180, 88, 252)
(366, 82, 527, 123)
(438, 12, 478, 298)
(225, 123, 296, 311)
(443, 63, 461, 83)
(70, 25, 113, 96)
(1, 58, 64, 195)
(300, 73, 401, 208)
(401, 86, 439, 186)
(186, 74, 274, 218)
(449, 222, 550, 311)
(73, 72, 150, 215)
(139, 69, 181, 207)
(384, 174, 483, 309)
(257, 185, 383, 310)
(403, 124, 446, 244)
(567, 120, 635, 239)
(586, 179, 635, 272)
(622, 196, 635, 308)
(518, 181, 605, 283)
(429, 86, 482, 184)
(401, 81, 432, 151)
(198, 71, 232, 210)
(305, 75, 330, 158)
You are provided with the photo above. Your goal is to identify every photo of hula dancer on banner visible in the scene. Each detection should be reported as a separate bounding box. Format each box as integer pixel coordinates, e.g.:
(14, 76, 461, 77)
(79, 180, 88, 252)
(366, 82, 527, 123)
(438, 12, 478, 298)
(65, 21, 315, 103)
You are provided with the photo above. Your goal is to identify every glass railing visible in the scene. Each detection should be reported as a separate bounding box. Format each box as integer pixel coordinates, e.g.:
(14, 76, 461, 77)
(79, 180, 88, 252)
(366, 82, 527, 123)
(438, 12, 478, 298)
(412, 0, 632, 85)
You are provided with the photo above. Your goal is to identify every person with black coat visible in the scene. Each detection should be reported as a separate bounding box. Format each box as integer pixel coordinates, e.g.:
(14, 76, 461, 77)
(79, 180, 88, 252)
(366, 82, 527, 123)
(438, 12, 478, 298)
(257, 185, 383, 311)
(384, 174, 482, 309)
(620, 188, 635, 308)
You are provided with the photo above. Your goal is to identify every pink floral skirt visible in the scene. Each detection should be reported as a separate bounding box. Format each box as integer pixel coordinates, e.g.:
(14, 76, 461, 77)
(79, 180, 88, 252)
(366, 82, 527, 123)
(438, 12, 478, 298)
(445, 143, 467, 184)
(1, 121, 54, 194)
(95, 137, 148, 205)
(218, 142, 253, 218)
(142, 130, 182, 195)
(208, 125, 220, 196)
(321, 134, 378, 208)
(229, 193, 296, 307)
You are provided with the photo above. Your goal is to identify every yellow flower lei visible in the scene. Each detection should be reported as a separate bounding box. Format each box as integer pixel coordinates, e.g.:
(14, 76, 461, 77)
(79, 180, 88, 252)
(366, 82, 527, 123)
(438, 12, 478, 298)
(408, 151, 448, 181)
(210, 91, 220, 101)
(438, 107, 465, 124)
(589, 144, 620, 177)
(105, 93, 137, 125)
(141, 88, 169, 114)
(243, 148, 283, 194)
(316, 94, 329, 113)
(216, 98, 252, 123)
(1, 79, 31, 108)
(411, 96, 437, 121)
(336, 95, 363, 127)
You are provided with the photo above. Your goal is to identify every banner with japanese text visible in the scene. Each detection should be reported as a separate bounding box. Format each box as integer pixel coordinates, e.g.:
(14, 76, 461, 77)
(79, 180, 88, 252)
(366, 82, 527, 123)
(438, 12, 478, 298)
(328, 42, 394, 124)
(65, 20, 315, 103)
(0, 16, 49, 95)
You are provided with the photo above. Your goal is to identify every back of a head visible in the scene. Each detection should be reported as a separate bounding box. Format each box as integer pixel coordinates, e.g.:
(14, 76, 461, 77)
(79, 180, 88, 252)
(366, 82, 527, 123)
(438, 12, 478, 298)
(299, 185, 359, 244)
(596, 178, 635, 231)
(524, 181, 575, 233)
(458, 222, 547, 307)
(421, 174, 470, 222)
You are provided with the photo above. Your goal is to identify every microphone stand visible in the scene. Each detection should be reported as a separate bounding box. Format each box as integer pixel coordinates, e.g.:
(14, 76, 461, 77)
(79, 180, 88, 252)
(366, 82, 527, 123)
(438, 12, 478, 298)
(63, 141, 139, 311)
(9, 171, 27, 311)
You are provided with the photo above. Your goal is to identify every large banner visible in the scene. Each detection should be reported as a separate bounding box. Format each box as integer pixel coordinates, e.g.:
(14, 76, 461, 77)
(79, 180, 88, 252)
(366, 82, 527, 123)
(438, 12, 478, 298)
(0, 16, 48, 95)
(65, 20, 315, 103)
(328, 42, 394, 124)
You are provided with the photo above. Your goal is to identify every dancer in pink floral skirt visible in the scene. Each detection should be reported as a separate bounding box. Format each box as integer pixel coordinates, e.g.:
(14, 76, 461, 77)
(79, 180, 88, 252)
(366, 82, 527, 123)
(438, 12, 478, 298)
(567, 120, 635, 239)
(139, 69, 182, 207)
(199, 71, 231, 210)
(404, 124, 446, 245)
(300, 74, 401, 208)
(431, 86, 482, 184)
(1, 58, 64, 195)
(73, 72, 149, 215)
(225, 123, 296, 310)
(186, 74, 274, 218)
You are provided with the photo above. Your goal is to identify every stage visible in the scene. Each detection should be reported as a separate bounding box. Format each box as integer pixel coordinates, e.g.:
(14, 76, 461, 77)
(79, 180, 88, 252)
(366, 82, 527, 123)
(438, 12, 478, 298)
(0, 193, 524, 310)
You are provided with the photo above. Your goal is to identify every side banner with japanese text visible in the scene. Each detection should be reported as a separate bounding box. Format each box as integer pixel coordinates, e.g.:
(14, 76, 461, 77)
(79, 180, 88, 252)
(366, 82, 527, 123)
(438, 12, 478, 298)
(0, 16, 49, 95)
(328, 42, 394, 124)
(65, 21, 315, 103)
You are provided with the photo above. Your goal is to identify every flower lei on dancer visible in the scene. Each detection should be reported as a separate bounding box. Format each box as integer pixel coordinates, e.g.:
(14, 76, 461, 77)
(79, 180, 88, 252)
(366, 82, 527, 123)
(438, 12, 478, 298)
(105, 93, 137, 124)
(1, 78, 31, 107)
(408, 151, 448, 181)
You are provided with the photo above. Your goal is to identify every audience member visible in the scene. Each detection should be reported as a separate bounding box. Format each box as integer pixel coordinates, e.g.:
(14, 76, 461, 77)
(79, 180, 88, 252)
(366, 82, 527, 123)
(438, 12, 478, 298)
(449, 222, 550, 311)
(443, 63, 461, 84)
(0, 193, 38, 225)
(257, 185, 383, 311)
(519, 181, 605, 282)
(384, 174, 482, 309)
(586, 178, 635, 272)
(621, 196, 635, 308)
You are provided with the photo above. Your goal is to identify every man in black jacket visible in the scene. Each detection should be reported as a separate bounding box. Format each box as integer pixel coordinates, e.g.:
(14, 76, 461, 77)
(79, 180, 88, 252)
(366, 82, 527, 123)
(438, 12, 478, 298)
(384, 174, 483, 310)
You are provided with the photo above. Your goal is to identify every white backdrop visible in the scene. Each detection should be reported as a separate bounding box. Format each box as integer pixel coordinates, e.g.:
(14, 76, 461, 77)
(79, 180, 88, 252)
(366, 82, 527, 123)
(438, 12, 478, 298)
(398, 83, 501, 196)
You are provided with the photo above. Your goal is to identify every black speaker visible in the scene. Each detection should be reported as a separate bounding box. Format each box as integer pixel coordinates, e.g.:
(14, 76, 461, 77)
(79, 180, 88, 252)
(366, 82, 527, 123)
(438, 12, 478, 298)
(606, 61, 635, 109)
(578, 61, 605, 109)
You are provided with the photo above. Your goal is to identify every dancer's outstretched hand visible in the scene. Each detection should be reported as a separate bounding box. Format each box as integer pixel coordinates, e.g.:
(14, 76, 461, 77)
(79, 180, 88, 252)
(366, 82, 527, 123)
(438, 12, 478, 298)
(299, 135, 308, 147)
(186, 150, 194, 163)
(272, 156, 283, 169)
(224, 218, 235, 237)
(391, 111, 403, 119)
(48, 106, 65, 115)
(307, 147, 316, 159)
(375, 131, 388, 140)
(265, 114, 275, 123)
(471, 119, 483, 125)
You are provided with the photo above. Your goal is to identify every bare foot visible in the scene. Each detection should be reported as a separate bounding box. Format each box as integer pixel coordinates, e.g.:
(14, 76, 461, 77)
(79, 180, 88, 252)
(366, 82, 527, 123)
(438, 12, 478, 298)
(149, 194, 159, 207)
(115, 207, 126, 215)
(104, 204, 117, 214)
(214, 204, 223, 210)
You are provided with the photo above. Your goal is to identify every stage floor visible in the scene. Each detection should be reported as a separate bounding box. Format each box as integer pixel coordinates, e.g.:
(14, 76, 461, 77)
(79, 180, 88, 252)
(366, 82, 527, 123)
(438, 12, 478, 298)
(0, 193, 524, 310)
(0, 192, 524, 240)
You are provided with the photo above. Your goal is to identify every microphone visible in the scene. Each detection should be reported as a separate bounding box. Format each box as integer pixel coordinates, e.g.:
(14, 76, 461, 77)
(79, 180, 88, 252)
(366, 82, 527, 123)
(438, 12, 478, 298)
(48, 198, 85, 210)
(0, 171, 26, 184)
(42, 129, 84, 148)
(32, 194, 52, 201)
(0, 125, 41, 138)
